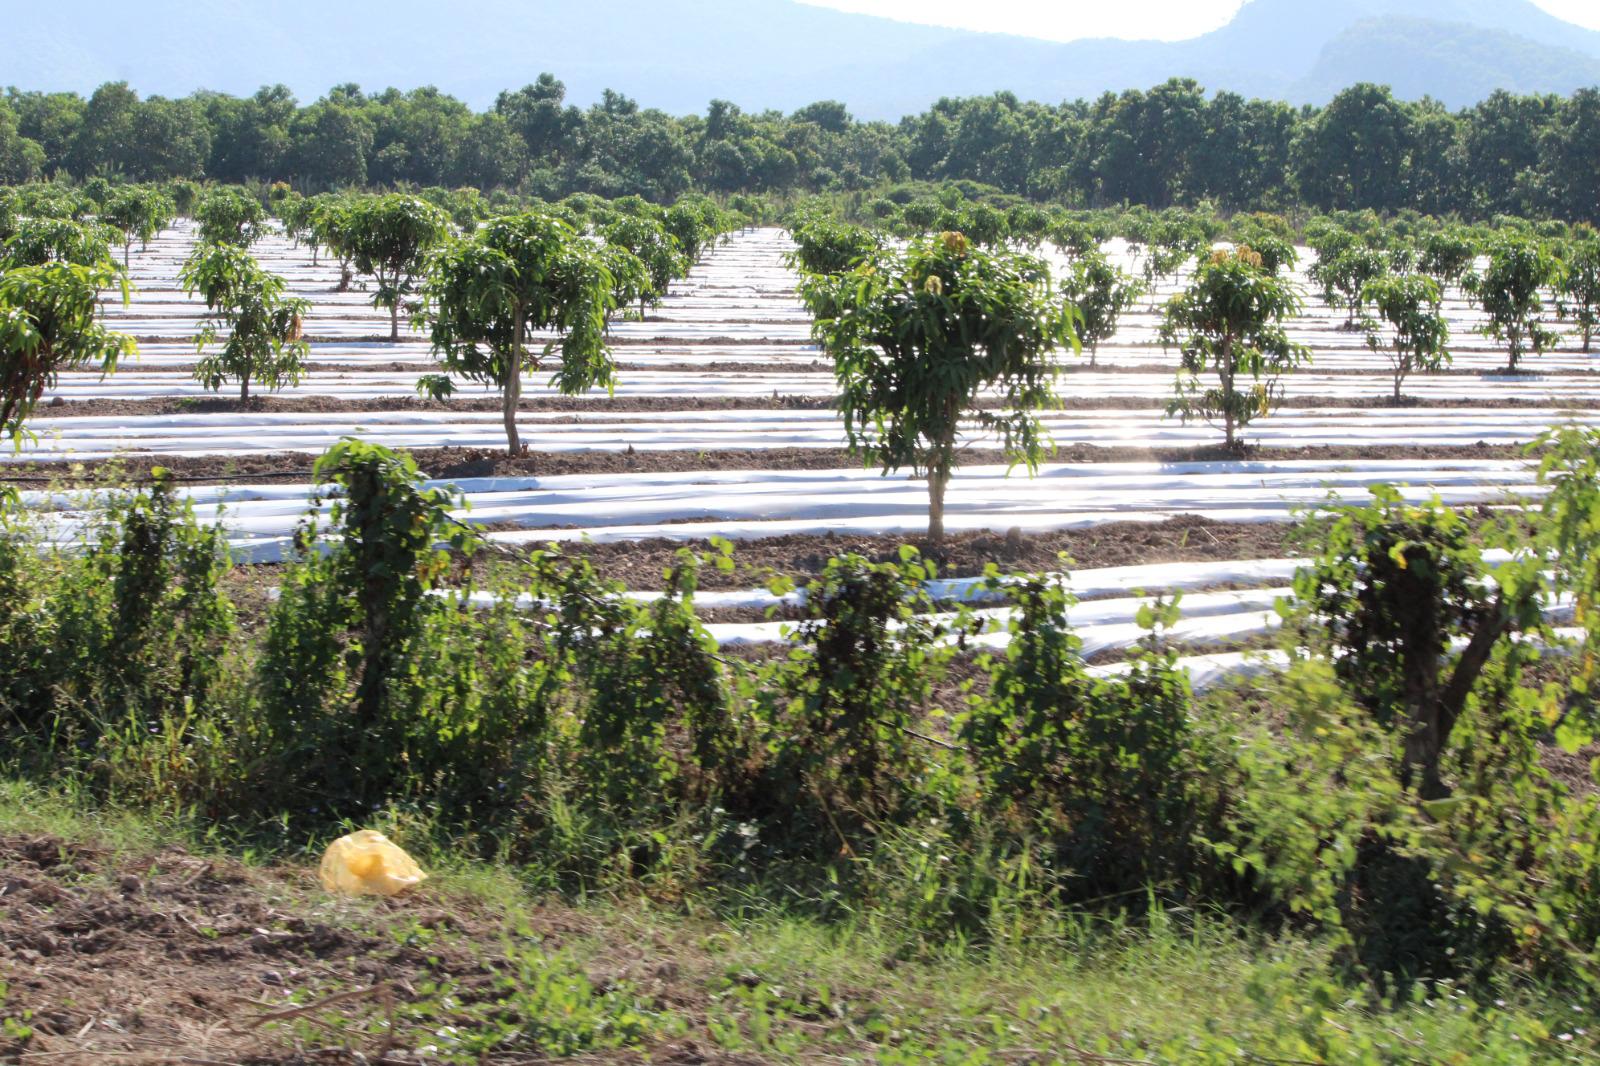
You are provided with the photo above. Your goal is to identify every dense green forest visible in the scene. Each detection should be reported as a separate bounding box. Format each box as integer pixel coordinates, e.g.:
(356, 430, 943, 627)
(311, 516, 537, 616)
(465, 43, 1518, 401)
(2, 75, 1598, 219)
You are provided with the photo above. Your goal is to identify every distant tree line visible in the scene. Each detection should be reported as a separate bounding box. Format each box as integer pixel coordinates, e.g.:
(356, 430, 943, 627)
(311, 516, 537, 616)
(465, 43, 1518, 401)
(1, 75, 1597, 219)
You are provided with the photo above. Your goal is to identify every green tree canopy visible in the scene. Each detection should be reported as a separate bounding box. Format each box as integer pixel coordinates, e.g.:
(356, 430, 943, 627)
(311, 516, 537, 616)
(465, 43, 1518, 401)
(340, 194, 452, 340)
(1417, 227, 1479, 290)
(1360, 273, 1451, 402)
(1162, 246, 1309, 449)
(1, 216, 119, 270)
(1309, 243, 1389, 328)
(799, 231, 1076, 544)
(418, 211, 618, 454)
(600, 213, 686, 311)
(101, 184, 176, 268)
(305, 193, 355, 272)
(0, 261, 135, 440)
(1557, 231, 1600, 354)
(194, 186, 267, 247)
(662, 198, 725, 264)
(1466, 234, 1563, 372)
(786, 213, 879, 282)
(1060, 249, 1143, 368)
(179, 242, 310, 401)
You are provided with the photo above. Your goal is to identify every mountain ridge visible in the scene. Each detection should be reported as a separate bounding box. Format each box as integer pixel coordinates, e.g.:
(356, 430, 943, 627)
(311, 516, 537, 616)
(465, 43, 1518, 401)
(5, 0, 1599, 117)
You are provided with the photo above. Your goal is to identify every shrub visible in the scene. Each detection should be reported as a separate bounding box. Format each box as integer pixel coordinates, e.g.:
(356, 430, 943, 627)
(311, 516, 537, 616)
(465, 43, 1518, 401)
(961, 575, 1200, 903)
(0, 473, 235, 781)
(1291, 486, 1544, 797)
(761, 551, 959, 849)
(254, 441, 476, 819)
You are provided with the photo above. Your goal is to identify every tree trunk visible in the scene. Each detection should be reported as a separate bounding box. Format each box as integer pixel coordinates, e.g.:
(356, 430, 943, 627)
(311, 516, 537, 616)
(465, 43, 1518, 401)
(1402, 599, 1512, 800)
(1089, 342, 1098, 369)
(240, 375, 251, 404)
(504, 310, 525, 455)
(503, 364, 523, 455)
(927, 467, 949, 547)
(123, 241, 131, 271)
(1221, 333, 1236, 449)
(390, 300, 400, 342)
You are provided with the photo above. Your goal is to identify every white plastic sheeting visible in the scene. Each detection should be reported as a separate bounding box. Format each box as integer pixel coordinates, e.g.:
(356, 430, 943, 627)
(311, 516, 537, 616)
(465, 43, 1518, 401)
(14, 405, 1595, 461)
(19, 458, 1539, 562)
(41, 367, 1600, 405)
(1098, 627, 1590, 694)
(80, 222, 1600, 412)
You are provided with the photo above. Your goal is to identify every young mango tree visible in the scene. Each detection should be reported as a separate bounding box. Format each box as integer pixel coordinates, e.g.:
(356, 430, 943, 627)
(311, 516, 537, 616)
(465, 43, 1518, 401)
(1557, 233, 1600, 353)
(1466, 235, 1563, 372)
(1121, 213, 1154, 276)
(277, 192, 315, 250)
(1303, 221, 1358, 272)
(0, 261, 135, 441)
(1047, 215, 1111, 262)
(1232, 228, 1299, 276)
(1162, 247, 1309, 450)
(601, 214, 685, 314)
(1417, 227, 1479, 294)
(1140, 220, 1205, 306)
(101, 185, 176, 269)
(1360, 273, 1451, 403)
(663, 199, 724, 267)
(1309, 243, 1388, 328)
(194, 187, 268, 247)
(960, 204, 1010, 249)
(786, 214, 879, 278)
(1375, 233, 1419, 275)
(168, 180, 200, 218)
(1230, 214, 1298, 272)
(179, 243, 310, 402)
(1061, 249, 1143, 368)
(1006, 204, 1052, 250)
(597, 242, 652, 327)
(309, 196, 358, 288)
(800, 231, 1076, 546)
(341, 195, 452, 341)
(418, 212, 617, 454)
(1, 217, 120, 270)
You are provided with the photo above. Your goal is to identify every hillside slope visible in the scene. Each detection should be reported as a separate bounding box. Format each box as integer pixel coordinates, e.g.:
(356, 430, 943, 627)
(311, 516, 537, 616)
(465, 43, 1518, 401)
(4, 0, 1598, 115)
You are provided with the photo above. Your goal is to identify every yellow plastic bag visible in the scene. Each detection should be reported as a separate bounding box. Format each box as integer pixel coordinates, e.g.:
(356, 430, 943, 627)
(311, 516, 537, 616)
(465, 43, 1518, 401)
(319, 830, 428, 897)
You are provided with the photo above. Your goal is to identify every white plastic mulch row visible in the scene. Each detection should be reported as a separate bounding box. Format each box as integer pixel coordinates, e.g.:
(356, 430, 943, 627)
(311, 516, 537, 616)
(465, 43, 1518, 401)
(96, 224, 1599, 379)
(92, 340, 827, 370)
(422, 580, 1295, 653)
(20, 458, 1539, 562)
(14, 406, 1596, 461)
(358, 554, 1576, 672)
(699, 584, 1293, 649)
(106, 224, 807, 341)
(40, 368, 1600, 405)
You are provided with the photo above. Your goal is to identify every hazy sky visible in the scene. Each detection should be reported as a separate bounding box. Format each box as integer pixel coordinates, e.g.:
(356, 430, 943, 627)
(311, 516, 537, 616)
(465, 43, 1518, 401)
(795, 0, 1600, 41)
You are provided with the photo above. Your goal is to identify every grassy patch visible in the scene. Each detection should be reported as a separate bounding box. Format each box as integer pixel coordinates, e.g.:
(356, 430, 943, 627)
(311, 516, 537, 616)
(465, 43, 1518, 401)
(1, 783, 1593, 1065)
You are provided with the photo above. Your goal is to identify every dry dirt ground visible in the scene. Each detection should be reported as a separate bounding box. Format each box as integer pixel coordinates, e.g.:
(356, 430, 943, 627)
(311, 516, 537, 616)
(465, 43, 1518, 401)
(553, 515, 1295, 590)
(0, 833, 768, 1065)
